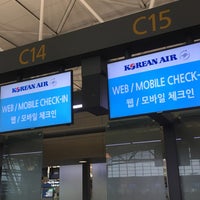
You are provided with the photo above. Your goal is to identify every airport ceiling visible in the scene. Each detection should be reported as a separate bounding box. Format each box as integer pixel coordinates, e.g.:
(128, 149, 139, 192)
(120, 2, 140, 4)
(0, 0, 176, 91)
(0, 0, 177, 51)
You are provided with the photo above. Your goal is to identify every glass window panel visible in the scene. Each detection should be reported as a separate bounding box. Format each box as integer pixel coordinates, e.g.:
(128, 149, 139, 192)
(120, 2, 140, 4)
(91, 163, 107, 200)
(0, 132, 43, 200)
(59, 165, 82, 200)
(106, 117, 167, 200)
(176, 111, 200, 200)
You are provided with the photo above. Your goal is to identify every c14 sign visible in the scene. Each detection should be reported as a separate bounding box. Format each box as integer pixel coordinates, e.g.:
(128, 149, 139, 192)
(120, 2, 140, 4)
(107, 42, 200, 119)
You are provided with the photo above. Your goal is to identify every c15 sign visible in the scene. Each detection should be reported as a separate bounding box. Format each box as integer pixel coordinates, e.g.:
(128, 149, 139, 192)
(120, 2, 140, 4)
(107, 42, 200, 119)
(0, 71, 72, 132)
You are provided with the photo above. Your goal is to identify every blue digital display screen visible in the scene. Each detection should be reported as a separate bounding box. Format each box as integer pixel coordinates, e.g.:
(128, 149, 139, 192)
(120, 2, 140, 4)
(0, 71, 72, 133)
(107, 42, 200, 119)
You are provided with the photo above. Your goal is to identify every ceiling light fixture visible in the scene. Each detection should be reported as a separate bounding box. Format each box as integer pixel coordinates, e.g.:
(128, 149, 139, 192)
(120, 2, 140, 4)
(73, 104, 83, 109)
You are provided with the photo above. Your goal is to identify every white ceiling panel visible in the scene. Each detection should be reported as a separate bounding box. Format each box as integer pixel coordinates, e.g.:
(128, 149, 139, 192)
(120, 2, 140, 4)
(0, 1, 24, 24)
(0, 16, 54, 46)
(86, 0, 143, 21)
(0, 36, 15, 50)
(60, 0, 98, 33)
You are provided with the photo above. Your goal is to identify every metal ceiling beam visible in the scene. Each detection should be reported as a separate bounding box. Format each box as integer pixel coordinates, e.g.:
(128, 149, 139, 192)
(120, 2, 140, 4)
(0, 30, 48, 35)
(149, 0, 156, 8)
(0, 34, 17, 48)
(56, 0, 77, 34)
(39, 0, 45, 41)
(14, 0, 57, 36)
(102, 0, 141, 8)
(79, 0, 104, 23)
(139, 0, 148, 8)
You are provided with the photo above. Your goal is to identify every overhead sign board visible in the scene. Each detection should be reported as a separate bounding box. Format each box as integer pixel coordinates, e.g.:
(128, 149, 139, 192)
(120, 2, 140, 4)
(0, 71, 72, 133)
(107, 42, 200, 119)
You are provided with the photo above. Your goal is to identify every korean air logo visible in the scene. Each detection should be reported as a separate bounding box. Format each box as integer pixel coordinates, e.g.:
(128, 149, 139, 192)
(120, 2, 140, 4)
(124, 54, 178, 71)
(180, 50, 190, 60)
(124, 63, 135, 71)
(50, 78, 57, 87)
(12, 81, 49, 93)
(13, 87, 20, 92)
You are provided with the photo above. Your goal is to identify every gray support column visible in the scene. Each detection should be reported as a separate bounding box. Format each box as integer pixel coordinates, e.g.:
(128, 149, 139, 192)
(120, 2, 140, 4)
(163, 124, 182, 200)
(150, 113, 182, 200)
(82, 163, 91, 200)
(0, 136, 4, 198)
(82, 56, 108, 115)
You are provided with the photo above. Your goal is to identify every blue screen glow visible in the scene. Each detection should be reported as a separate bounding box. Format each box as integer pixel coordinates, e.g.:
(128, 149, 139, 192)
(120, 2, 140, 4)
(107, 42, 200, 119)
(0, 71, 72, 132)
